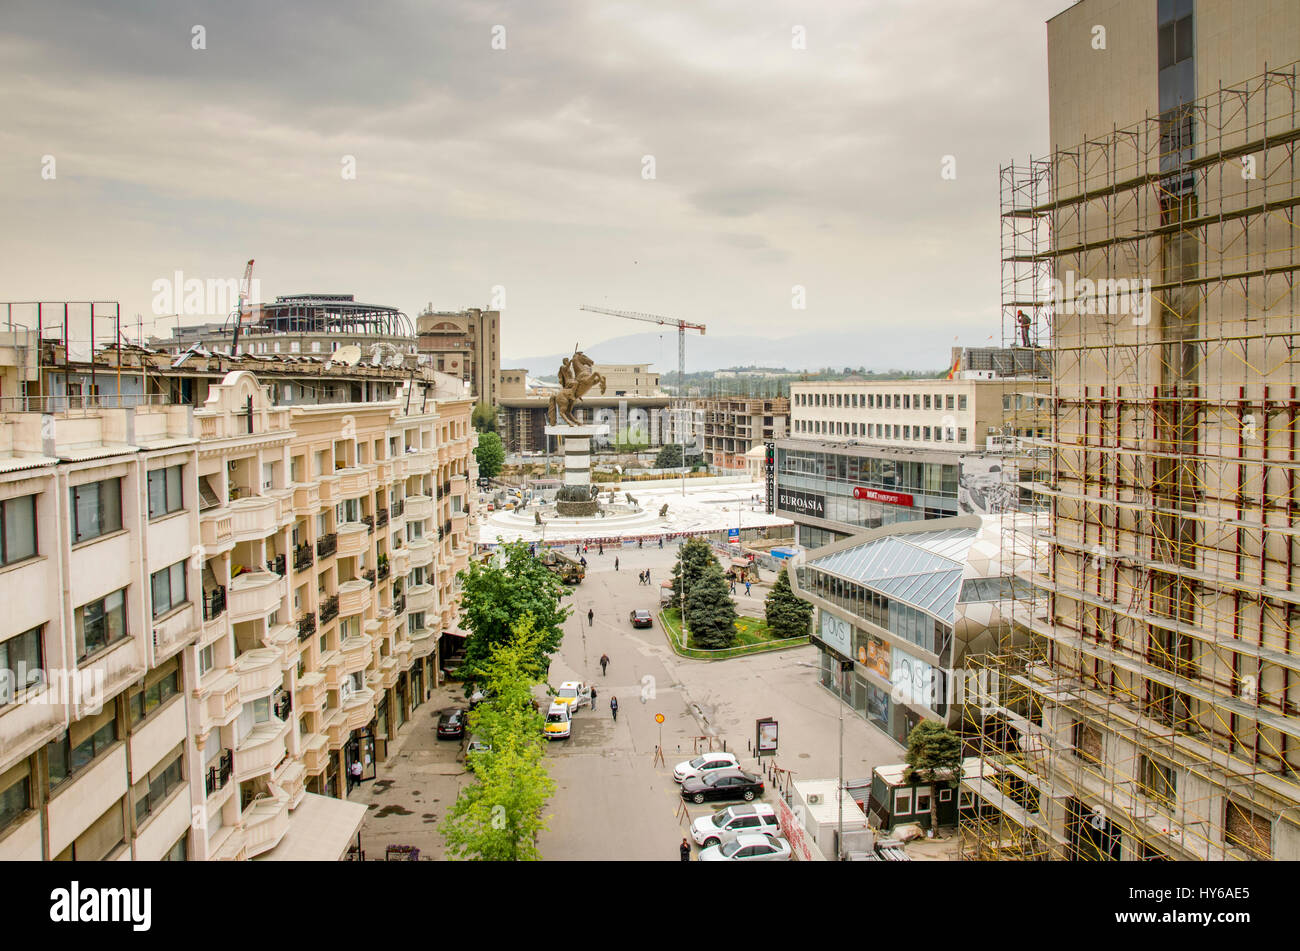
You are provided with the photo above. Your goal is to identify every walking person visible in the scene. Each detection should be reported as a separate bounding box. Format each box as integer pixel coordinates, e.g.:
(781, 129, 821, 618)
(744, 579, 751, 596)
(615, 557, 619, 572)
(599, 544, 604, 555)
(590, 684, 598, 710)
(348, 758, 363, 792)
(680, 837, 691, 862)
(610, 696, 619, 722)
(599, 653, 610, 676)
(658, 538, 663, 549)
(646, 569, 651, 584)
(588, 608, 594, 627)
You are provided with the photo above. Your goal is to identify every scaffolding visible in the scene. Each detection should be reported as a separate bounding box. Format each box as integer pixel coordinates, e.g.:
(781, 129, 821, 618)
(965, 62, 1300, 861)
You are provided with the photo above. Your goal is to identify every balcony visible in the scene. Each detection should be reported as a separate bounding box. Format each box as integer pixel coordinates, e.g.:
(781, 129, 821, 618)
(362, 568, 376, 588)
(204, 749, 234, 797)
(302, 733, 329, 775)
(407, 538, 434, 568)
(406, 583, 436, 614)
(376, 507, 389, 528)
(317, 474, 339, 505)
(209, 824, 246, 862)
(338, 579, 371, 616)
(343, 687, 376, 732)
(233, 717, 289, 781)
(404, 495, 433, 520)
(320, 595, 340, 625)
(293, 543, 314, 572)
(297, 672, 325, 713)
(275, 760, 307, 809)
(390, 498, 405, 519)
(200, 511, 234, 551)
(228, 571, 286, 622)
(321, 650, 342, 690)
(297, 611, 316, 641)
(389, 456, 407, 481)
(336, 466, 373, 498)
(195, 671, 240, 735)
(265, 553, 286, 577)
(234, 648, 282, 702)
(337, 523, 368, 558)
(323, 707, 347, 749)
(243, 792, 291, 858)
(390, 548, 409, 577)
(405, 449, 435, 475)
(340, 633, 370, 674)
(263, 623, 298, 668)
(392, 594, 406, 616)
(316, 533, 338, 559)
(375, 461, 392, 485)
(229, 495, 282, 542)
(409, 625, 437, 659)
(379, 656, 399, 689)
(292, 482, 320, 516)
(377, 561, 390, 582)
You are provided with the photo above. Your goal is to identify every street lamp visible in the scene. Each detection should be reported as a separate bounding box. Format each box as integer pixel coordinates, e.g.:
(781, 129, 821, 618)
(836, 658, 853, 861)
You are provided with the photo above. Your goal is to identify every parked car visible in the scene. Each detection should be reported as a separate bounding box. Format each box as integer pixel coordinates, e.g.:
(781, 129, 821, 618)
(543, 702, 572, 740)
(436, 709, 467, 740)
(691, 803, 781, 847)
(466, 734, 492, 755)
(629, 609, 654, 628)
(698, 832, 791, 862)
(673, 751, 741, 784)
(554, 681, 591, 711)
(680, 768, 765, 804)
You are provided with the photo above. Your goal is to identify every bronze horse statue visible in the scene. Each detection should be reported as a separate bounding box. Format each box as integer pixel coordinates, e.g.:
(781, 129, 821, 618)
(547, 350, 607, 427)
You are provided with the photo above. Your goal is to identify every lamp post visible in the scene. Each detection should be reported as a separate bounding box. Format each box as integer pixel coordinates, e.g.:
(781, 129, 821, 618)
(837, 658, 853, 860)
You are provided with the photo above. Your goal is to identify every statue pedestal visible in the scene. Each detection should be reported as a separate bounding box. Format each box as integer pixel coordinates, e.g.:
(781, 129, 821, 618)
(545, 424, 609, 516)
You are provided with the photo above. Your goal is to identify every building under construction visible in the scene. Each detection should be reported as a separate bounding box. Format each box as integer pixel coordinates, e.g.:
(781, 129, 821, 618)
(960, 0, 1300, 861)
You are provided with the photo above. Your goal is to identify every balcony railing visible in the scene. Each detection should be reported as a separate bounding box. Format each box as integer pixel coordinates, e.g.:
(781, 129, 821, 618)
(273, 688, 292, 720)
(362, 514, 375, 534)
(298, 612, 317, 641)
(203, 586, 227, 622)
(442, 480, 451, 495)
(377, 561, 391, 581)
(392, 595, 406, 616)
(391, 499, 404, 518)
(317, 533, 338, 558)
(266, 553, 286, 576)
(377, 508, 389, 528)
(363, 569, 377, 588)
(294, 544, 314, 572)
(205, 749, 234, 797)
(320, 595, 340, 624)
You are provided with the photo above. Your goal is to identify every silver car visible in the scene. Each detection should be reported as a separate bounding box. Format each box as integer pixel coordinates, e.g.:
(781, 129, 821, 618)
(698, 832, 792, 862)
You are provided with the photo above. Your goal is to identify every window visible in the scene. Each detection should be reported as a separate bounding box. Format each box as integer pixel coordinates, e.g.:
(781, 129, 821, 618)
(1072, 720, 1102, 764)
(76, 588, 127, 658)
(70, 478, 122, 544)
(252, 697, 272, 724)
(151, 561, 188, 618)
(0, 762, 31, 833)
(408, 611, 425, 633)
(198, 644, 214, 677)
(1224, 801, 1271, 859)
(939, 788, 953, 802)
(958, 789, 973, 809)
(133, 745, 184, 825)
(923, 395, 931, 410)
(923, 426, 932, 441)
(916, 791, 932, 814)
(894, 790, 912, 816)
(147, 466, 183, 519)
(128, 658, 180, 725)
(0, 626, 43, 703)
(0, 495, 37, 565)
(54, 801, 125, 861)
(1003, 395, 1011, 412)
(48, 708, 118, 789)
(1139, 756, 1177, 808)
(957, 395, 967, 411)
(945, 395, 954, 410)
(957, 428, 967, 442)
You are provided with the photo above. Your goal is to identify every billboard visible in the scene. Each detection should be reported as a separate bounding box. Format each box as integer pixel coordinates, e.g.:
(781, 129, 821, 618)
(852, 486, 913, 507)
(777, 487, 825, 518)
(819, 611, 852, 656)
(858, 633, 891, 679)
(958, 455, 1017, 515)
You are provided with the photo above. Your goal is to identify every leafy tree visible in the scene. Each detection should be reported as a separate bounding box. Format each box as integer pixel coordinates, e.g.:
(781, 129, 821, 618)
(654, 443, 684, 468)
(684, 557, 738, 649)
(669, 537, 716, 605)
(764, 566, 813, 638)
(441, 618, 555, 860)
(457, 539, 570, 679)
(471, 402, 499, 433)
(903, 720, 963, 830)
(474, 430, 506, 479)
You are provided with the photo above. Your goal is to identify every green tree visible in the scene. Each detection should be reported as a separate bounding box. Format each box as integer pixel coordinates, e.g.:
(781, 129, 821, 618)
(684, 557, 738, 649)
(471, 401, 499, 433)
(457, 539, 571, 679)
(764, 566, 813, 638)
(474, 430, 506, 479)
(669, 537, 716, 605)
(654, 443, 684, 468)
(903, 720, 963, 830)
(441, 617, 555, 860)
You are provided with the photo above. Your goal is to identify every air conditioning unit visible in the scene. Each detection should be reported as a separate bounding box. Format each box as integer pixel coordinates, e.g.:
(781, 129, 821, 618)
(807, 793, 824, 806)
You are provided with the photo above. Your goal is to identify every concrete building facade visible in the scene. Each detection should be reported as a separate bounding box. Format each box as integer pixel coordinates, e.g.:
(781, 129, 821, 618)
(416, 307, 500, 406)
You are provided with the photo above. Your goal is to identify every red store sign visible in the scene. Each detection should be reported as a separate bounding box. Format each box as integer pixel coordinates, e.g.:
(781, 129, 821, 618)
(852, 487, 914, 507)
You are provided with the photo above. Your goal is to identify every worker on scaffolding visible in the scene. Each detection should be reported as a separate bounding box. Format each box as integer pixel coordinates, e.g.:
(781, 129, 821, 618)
(1016, 310, 1032, 348)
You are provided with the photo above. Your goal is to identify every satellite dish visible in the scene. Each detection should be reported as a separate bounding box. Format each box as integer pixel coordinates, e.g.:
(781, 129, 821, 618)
(386, 354, 404, 368)
(332, 345, 363, 366)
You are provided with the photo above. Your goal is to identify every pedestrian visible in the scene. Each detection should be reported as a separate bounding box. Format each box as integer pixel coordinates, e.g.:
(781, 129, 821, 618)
(610, 696, 619, 722)
(730, 580, 736, 595)
(588, 608, 594, 627)
(599, 544, 604, 555)
(646, 569, 651, 584)
(349, 759, 363, 792)
(584, 544, 589, 554)
(639, 538, 643, 549)
(600, 653, 610, 676)
(580, 556, 587, 568)
(575, 544, 580, 556)
(590, 685, 598, 710)
(680, 837, 691, 861)
(745, 580, 751, 596)
(615, 557, 619, 571)
(658, 538, 663, 549)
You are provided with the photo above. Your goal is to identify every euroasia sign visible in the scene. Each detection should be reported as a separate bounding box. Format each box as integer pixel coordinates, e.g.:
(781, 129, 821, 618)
(777, 488, 825, 517)
(852, 486, 913, 507)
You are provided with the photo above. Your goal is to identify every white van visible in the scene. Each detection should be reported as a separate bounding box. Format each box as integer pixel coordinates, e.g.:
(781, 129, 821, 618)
(543, 702, 572, 740)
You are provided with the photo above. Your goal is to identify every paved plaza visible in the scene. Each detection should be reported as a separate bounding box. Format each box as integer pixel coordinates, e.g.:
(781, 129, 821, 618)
(355, 544, 904, 860)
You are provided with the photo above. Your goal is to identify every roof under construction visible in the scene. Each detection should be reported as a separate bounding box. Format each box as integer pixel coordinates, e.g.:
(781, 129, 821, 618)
(242, 294, 413, 337)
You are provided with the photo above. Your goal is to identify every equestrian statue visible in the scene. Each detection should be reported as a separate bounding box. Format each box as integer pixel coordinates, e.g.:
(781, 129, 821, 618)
(547, 349, 607, 427)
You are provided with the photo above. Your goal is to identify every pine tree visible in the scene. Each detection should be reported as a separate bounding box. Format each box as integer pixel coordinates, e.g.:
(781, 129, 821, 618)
(669, 537, 715, 604)
(764, 566, 813, 637)
(685, 558, 738, 649)
(904, 720, 963, 830)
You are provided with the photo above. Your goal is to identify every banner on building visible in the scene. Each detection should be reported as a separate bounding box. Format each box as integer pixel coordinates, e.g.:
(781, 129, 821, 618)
(777, 487, 825, 518)
(958, 455, 1017, 515)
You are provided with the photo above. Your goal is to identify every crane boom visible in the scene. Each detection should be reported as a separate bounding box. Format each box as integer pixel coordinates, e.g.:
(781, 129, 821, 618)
(229, 259, 256, 354)
(577, 304, 706, 402)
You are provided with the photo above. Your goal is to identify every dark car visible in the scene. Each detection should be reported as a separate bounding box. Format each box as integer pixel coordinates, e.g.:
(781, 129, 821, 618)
(437, 709, 467, 740)
(629, 609, 654, 629)
(681, 768, 765, 804)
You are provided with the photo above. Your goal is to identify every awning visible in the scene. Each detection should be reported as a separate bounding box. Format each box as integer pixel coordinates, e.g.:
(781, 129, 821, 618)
(254, 793, 367, 862)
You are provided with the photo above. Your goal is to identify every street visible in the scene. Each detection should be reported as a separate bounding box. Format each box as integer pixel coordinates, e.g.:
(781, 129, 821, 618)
(356, 543, 904, 860)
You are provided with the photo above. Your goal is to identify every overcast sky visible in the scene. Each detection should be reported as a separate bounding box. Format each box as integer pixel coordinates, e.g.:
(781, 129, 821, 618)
(0, 0, 1063, 368)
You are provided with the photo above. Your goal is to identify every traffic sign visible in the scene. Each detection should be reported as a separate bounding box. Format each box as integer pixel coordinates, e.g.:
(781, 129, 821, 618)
(655, 713, 665, 723)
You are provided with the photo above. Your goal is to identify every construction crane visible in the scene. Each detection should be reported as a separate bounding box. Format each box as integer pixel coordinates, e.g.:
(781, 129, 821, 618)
(229, 259, 256, 354)
(577, 304, 706, 393)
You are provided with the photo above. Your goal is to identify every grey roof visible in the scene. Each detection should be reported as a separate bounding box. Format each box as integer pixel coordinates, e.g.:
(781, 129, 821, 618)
(807, 527, 977, 623)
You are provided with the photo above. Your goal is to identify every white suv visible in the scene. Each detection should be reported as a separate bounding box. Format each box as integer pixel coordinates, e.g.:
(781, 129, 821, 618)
(673, 751, 740, 784)
(691, 803, 780, 847)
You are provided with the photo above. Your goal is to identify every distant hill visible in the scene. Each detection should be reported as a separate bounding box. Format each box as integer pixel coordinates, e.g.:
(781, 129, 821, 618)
(506, 328, 973, 378)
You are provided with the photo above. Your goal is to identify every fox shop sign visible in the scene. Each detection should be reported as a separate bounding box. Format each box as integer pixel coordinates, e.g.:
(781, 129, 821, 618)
(852, 487, 914, 507)
(777, 488, 825, 517)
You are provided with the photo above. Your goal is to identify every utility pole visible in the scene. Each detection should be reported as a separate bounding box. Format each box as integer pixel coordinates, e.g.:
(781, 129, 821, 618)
(837, 658, 852, 860)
